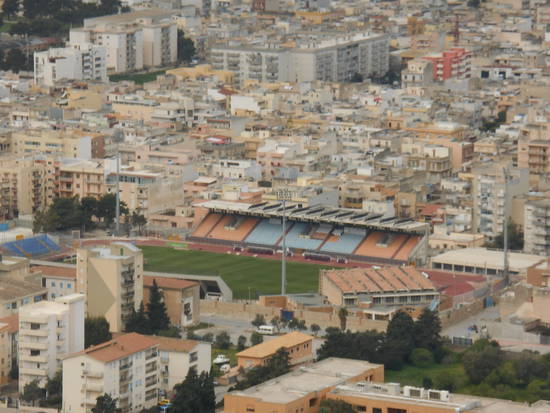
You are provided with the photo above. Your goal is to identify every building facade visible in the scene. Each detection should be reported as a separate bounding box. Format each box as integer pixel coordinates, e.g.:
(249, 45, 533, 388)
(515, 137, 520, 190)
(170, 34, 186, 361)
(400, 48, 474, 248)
(62, 333, 160, 413)
(18, 294, 85, 392)
(76, 243, 143, 333)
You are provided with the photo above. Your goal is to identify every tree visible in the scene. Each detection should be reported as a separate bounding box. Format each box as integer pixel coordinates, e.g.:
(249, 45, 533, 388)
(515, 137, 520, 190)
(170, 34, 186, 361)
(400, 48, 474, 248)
(513, 352, 549, 386)
(2, 0, 19, 17)
(422, 377, 433, 389)
(270, 316, 281, 333)
(21, 379, 45, 404)
(172, 367, 215, 413)
(462, 340, 504, 384)
(237, 335, 247, 351)
(9, 360, 18, 380)
(214, 331, 231, 350)
(4, 49, 27, 73)
(319, 399, 355, 413)
(310, 323, 321, 336)
(234, 348, 290, 390)
(147, 279, 170, 332)
(92, 394, 117, 413)
(46, 369, 62, 397)
(288, 318, 298, 330)
(414, 308, 444, 360)
(125, 302, 151, 335)
(338, 308, 348, 331)
(130, 211, 147, 235)
(467, 0, 480, 7)
(317, 329, 384, 363)
(251, 314, 266, 329)
(484, 221, 524, 251)
(383, 310, 415, 370)
(202, 332, 214, 343)
(81, 196, 99, 231)
(85, 317, 112, 348)
(177, 30, 196, 63)
(250, 331, 263, 346)
(296, 319, 307, 332)
(96, 193, 128, 226)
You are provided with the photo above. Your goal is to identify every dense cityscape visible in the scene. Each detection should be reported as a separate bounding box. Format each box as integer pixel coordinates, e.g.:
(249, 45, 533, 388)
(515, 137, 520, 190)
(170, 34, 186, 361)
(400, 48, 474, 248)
(0, 0, 550, 412)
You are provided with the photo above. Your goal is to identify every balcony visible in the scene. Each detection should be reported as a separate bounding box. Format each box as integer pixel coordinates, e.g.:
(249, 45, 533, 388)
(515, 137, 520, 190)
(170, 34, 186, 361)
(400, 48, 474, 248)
(82, 382, 103, 393)
(20, 367, 48, 376)
(146, 351, 158, 361)
(20, 328, 48, 337)
(19, 341, 48, 350)
(119, 361, 132, 371)
(20, 354, 48, 363)
(83, 370, 103, 379)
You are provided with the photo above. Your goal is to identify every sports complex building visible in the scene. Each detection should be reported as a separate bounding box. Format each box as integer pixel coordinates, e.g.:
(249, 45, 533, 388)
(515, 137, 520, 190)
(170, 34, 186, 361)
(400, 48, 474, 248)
(191, 200, 429, 266)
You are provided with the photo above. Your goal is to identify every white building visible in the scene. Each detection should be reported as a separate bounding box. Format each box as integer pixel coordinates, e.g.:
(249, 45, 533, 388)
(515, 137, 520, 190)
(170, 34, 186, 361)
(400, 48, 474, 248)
(525, 198, 550, 255)
(154, 336, 211, 394)
(69, 9, 177, 73)
(210, 32, 389, 85)
(34, 44, 107, 86)
(62, 333, 160, 413)
(18, 294, 85, 392)
(212, 159, 262, 180)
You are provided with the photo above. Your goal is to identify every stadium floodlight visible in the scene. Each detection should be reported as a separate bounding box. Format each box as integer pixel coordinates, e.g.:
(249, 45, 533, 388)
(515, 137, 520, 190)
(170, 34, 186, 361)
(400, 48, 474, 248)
(276, 189, 292, 296)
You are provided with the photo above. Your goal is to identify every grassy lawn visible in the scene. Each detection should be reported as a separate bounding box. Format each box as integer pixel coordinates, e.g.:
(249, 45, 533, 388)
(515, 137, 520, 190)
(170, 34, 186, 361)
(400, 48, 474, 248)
(141, 245, 330, 298)
(211, 347, 239, 367)
(385, 362, 466, 387)
(109, 70, 166, 84)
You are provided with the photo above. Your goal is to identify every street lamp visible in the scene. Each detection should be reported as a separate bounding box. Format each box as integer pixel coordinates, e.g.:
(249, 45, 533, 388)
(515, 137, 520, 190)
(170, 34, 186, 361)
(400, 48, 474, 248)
(276, 189, 292, 296)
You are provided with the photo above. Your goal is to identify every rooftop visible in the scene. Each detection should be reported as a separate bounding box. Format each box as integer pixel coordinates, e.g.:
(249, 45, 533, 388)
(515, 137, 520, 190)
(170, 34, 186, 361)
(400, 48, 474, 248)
(431, 248, 544, 272)
(69, 332, 158, 363)
(31, 265, 76, 279)
(153, 336, 200, 353)
(0, 277, 46, 301)
(236, 332, 313, 359)
(143, 275, 198, 290)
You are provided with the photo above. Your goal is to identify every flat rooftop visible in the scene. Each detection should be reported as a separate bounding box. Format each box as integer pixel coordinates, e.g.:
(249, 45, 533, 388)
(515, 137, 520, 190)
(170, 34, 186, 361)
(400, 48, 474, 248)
(227, 358, 380, 404)
(431, 248, 543, 272)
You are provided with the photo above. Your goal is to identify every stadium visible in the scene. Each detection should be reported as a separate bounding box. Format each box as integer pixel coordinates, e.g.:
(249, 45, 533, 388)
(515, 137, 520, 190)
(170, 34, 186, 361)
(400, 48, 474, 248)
(190, 200, 429, 266)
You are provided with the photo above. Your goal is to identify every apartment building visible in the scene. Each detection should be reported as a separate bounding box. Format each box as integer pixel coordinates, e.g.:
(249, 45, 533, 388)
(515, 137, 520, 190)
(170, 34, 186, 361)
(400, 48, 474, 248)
(18, 294, 85, 392)
(210, 32, 389, 85)
(0, 314, 17, 385)
(422, 47, 472, 82)
(472, 164, 529, 240)
(105, 168, 186, 216)
(76, 242, 143, 333)
(154, 336, 210, 393)
(70, 9, 177, 73)
(62, 333, 160, 413)
(34, 44, 107, 86)
(11, 129, 105, 160)
(524, 198, 550, 255)
(56, 159, 110, 200)
(32, 265, 76, 300)
(236, 332, 314, 369)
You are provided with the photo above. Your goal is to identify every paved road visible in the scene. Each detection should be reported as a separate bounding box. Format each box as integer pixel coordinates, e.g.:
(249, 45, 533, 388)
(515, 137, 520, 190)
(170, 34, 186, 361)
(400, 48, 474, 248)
(442, 306, 500, 339)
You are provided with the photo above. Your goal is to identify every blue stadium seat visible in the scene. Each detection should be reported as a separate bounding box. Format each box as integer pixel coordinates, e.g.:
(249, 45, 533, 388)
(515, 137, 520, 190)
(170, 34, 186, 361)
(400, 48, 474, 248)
(2, 235, 60, 257)
(321, 232, 365, 255)
(285, 222, 323, 251)
(245, 219, 285, 246)
(39, 235, 60, 251)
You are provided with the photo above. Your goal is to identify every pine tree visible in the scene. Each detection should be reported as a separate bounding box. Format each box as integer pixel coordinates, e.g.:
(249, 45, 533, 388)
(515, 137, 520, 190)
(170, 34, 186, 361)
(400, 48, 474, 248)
(147, 280, 170, 333)
(199, 371, 216, 413)
(173, 368, 202, 413)
(125, 302, 151, 335)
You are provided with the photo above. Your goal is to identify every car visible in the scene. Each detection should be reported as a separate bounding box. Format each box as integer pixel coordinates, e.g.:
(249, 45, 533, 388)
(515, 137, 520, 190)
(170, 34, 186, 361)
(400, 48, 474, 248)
(213, 354, 230, 364)
(159, 399, 171, 406)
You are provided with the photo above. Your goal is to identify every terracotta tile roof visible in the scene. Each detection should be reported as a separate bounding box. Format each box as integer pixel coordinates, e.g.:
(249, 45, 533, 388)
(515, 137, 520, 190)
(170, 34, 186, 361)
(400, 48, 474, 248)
(236, 332, 313, 359)
(152, 336, 199, 353)
(420, 204, 443, 216)
(73, 333, 158, 363)
(31, 265, 76, 279)
(0, 314, 18, 333)
(423, 270, 484, 297)
(144, 276, 198, 290)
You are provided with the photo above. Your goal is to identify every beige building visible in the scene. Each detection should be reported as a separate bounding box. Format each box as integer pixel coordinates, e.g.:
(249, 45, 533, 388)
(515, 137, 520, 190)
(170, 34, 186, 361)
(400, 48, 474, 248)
(76, 243, 143, 333)
(0, 314, 17, 385)
(106, 167, 186, 216)
(56, 159, 109, 200)
(11, 129, 105, 159)
(19, 294, 85, 392)
(70, 9, 177, 73)
(143, 276, 199, 328)
(154, 336, 211, 393)
(236, 332, 314, 369)
(62, 333, 160, 413)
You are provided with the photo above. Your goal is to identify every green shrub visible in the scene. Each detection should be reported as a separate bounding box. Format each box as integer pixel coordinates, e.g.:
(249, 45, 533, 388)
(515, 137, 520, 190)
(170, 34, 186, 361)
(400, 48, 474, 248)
(411, 348, 434, 368)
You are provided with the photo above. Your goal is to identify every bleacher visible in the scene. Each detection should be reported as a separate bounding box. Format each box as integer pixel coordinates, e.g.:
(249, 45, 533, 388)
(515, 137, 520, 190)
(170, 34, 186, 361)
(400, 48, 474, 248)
(321, 232, 365, 255)
(3, 235, 60, 257)
(285, 222, 324, 250)
(245, 218, 286, 246)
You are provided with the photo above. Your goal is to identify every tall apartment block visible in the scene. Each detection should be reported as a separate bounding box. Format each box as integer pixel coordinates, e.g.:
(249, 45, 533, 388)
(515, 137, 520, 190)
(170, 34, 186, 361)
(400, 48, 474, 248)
(525, 199, 550, 255)
(34, 44, 107, 86)
(76, 242, 143, 332)
(62, 333, 160, 413)
(69, 9, 177, 73)
(472, 164, 529, 240)
(210, 32, 389, 85)
(18, 294, 85, 392)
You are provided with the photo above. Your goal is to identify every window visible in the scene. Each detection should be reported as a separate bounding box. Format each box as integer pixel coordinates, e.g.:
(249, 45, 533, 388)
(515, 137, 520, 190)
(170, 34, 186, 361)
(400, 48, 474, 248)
(373, 409, 382, 413)
(355, 406, 366, 412)
(67, 283, 72, 289)
(190, 352, 198, 362)
(309, 398, 317, 407)
(60, 282, 64, 288)
(51, 281, 56, 287)
(246, 406, 255, 412)
(30, 323, 40, 330)
(30, 350, 40, 356)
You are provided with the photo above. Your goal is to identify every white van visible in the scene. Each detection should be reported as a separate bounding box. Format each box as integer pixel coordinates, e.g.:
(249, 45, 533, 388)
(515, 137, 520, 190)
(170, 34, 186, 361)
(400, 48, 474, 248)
(256, 325, 275, 335)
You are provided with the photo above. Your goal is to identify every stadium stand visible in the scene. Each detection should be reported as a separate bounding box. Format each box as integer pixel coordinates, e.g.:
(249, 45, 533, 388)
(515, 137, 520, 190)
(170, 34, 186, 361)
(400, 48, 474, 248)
(285, 222, 324, 250)
(354, 232, 407, 260)
(3, 235, 60, 257)
(192, 213, 223, 238)
(321, 232, 365, 255)
(245, 218, 287, 246)
(393, 235, 421, 261)
(208, 216, 260, 242)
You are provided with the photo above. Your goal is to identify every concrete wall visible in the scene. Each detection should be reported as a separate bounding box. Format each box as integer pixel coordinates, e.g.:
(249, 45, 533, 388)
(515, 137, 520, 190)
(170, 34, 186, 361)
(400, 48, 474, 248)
(200, 300, 388, 332)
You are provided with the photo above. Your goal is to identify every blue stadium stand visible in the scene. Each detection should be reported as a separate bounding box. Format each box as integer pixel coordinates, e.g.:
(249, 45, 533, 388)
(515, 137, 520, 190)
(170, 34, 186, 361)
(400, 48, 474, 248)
(245, 219, 286, 246)
(285, 222, 323, 250)
(321, 232, 365, 255)
(3, 235, 61, 257)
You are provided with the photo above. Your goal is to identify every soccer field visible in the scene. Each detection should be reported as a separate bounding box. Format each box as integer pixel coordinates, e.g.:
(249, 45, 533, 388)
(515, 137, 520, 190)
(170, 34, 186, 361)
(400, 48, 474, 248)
(141, 245, 330, 298)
